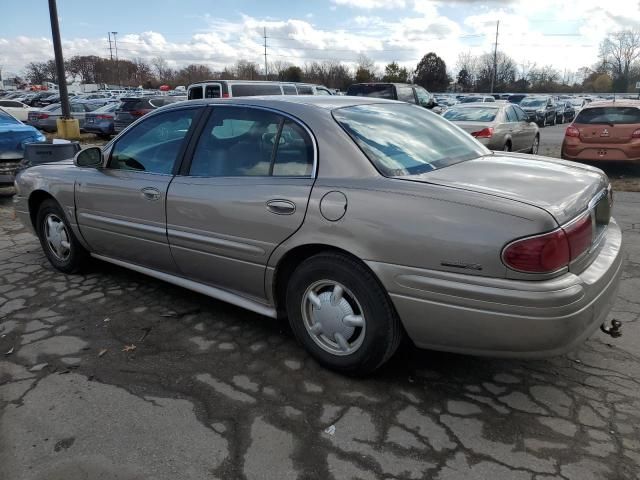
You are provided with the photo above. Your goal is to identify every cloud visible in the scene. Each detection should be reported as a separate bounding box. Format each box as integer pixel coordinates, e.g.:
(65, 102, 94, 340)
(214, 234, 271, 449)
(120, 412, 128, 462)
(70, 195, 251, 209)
(331, 0, 406, 9)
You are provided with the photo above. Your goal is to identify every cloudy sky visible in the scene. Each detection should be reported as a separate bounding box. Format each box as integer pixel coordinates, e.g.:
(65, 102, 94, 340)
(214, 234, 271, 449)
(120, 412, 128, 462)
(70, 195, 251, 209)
(1, 0, 639, 78)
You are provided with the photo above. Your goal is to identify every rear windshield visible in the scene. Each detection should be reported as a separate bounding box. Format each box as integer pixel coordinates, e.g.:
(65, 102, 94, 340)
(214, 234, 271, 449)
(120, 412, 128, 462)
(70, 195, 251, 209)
(230, 84, 282, 97)
(93, 102, 120, 113)
(459, 97, 484, 103)
(443, 107, 497, 122)
(333, 103, 488, 177)
(346, 84, 394, 99)
(520, 98, 546, 107)
(119, 99, 148, 111)
(574, 107, 640, 125)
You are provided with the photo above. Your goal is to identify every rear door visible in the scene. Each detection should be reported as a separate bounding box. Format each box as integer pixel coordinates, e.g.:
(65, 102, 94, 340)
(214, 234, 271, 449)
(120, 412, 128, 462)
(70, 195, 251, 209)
(166, 105, 315, 300)
(504, 105, 525, 151)
(76, 106, 202, 273)
(574, 106, 640, 144)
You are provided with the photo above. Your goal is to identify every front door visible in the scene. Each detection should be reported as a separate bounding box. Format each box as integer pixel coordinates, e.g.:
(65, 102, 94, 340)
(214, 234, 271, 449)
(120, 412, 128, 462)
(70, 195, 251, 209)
(75, 106, 202, 273)
(166, 105, 315, 301)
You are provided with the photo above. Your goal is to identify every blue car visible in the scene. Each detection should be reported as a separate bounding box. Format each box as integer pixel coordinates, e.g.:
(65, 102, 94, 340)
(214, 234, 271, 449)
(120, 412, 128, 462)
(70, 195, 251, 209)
(82, 102, 119, 138)
(0, 108, 46, 185)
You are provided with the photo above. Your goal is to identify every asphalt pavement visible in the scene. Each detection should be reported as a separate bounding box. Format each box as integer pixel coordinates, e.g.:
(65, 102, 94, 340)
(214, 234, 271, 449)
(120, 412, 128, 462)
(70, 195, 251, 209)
(1, 189, 640, 480)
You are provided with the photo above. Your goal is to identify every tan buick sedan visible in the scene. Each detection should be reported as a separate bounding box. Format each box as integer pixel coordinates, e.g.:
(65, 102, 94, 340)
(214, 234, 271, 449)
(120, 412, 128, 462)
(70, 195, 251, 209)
(14, 96, 623, 374)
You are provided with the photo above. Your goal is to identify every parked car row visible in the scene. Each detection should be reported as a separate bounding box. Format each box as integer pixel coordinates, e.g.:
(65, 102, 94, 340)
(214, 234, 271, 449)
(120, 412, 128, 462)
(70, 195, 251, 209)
(0, 108, 46, 185)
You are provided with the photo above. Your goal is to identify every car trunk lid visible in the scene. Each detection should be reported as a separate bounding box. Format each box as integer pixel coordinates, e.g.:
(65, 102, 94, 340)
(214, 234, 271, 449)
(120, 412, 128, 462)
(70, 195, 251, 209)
(574, 123, 637, 144)
(402, 153, 609, 225)
(573, 106, 640, 144)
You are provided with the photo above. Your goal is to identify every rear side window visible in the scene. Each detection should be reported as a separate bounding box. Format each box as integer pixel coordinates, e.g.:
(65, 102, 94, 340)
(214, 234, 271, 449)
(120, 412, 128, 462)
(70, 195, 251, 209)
(188, 86, 203, 100)
(188, 107, 313, 177)
(346, 84, 394, 99)
(396, 86, 415, 103)
(504, 107, 516, 122)
(230, 84, 283, 97)
(205, 85, 221, 98)
(282, 85, 298, 95)
(574, 107, 640, 125)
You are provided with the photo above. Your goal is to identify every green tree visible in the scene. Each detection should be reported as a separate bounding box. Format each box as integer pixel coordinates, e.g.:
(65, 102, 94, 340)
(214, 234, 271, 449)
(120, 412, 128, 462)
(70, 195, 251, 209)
(414, 53, 450, 91)
(456, 68, 472, 91)
(282, 66, 303, 82)
(382, 62, 409, 82)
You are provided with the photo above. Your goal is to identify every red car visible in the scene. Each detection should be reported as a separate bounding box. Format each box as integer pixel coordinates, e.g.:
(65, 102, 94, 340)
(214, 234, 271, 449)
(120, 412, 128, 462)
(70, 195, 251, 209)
(561, 101, 640, 162)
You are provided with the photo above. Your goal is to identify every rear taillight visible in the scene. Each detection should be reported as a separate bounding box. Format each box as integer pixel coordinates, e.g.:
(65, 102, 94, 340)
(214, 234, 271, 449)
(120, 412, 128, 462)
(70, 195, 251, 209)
(503, 230, 570, 273)
(95, 114, 113, 120)
(565, 126, 580, 138)
(502, 213, 593, 273)
(564, 214, 593, 260)
(37, 113, 49, 119)
(632, 128, 640, 138)
(222, 92, 230, 98)
(471, 127, 493, 138)
(130, 109, 151, 117)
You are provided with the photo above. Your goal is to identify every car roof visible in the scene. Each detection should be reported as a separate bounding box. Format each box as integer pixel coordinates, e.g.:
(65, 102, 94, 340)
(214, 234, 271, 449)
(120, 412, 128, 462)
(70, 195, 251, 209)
(169, 95, 404, 111)
(449, 103, 501, 109)
(581, 100, 640, 109)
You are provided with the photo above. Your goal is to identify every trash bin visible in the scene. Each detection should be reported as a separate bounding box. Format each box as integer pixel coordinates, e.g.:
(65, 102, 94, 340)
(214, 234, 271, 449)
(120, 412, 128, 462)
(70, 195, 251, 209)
(20, 140, 82, 169)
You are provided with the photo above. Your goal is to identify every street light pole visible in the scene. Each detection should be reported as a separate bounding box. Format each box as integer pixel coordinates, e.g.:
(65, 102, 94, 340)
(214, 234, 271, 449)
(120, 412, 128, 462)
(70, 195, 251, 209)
(47, 0, 70, 119)
(112, 32, 120, 88)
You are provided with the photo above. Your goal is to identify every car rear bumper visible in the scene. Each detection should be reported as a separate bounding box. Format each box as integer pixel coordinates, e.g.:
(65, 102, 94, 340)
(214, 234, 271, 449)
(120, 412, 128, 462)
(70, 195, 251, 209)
(366, 219, 624, 358)
(562, 143, 640, 161)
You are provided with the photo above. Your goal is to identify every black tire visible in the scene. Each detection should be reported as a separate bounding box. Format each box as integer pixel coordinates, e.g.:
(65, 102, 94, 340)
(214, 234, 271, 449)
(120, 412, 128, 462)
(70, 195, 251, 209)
(36, 198, 88, 274)
(529, 135, 540, 155)
(503, 142, 511, 152)
(286, 252, 403, 375)
(551, 114, 556, 126)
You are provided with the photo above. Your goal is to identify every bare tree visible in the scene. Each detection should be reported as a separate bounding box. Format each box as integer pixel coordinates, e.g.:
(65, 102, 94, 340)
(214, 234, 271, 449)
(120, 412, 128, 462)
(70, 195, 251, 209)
(152, 57, 174, 83)
(599, 30, 640, 91)
(455, 52, 479, 90)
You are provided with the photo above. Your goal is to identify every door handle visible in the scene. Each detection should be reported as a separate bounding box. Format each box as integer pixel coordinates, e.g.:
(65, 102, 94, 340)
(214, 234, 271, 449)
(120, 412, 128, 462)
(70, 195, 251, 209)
(266, 199, 296, 215)
(141, 187, 161, 201)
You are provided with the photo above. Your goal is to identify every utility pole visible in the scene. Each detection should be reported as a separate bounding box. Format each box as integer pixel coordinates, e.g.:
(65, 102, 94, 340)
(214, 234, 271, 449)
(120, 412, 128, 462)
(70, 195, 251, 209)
(264, 27, 268, 80)
(112, 31, 120, 87)
(47, 0, 70, 119)
(490, 20, 499, 94)
(108, 32, 113, 60)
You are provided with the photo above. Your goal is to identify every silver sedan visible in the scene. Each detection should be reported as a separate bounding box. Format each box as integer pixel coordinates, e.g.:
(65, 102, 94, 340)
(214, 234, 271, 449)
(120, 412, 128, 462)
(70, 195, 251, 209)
(14, 96, 623, 374)
(443, 103, 540, 153)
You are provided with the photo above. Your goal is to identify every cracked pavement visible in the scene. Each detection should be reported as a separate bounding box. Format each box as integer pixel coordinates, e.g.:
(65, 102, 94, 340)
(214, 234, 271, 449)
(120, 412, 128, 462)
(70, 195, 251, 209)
(1, 192, 639, 480)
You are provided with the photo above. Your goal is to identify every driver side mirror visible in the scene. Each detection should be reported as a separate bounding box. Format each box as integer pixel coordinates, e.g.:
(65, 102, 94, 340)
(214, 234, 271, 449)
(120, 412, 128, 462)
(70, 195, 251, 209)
(74, 146, 103, 168)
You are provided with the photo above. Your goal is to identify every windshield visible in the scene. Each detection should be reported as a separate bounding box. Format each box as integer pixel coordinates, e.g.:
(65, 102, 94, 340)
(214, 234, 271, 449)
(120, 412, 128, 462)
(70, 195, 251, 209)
(332, 103, 488, 177)
(520, 98, 546, 107)
(443, 107, 497, 122)
(574, 107, 640, 125)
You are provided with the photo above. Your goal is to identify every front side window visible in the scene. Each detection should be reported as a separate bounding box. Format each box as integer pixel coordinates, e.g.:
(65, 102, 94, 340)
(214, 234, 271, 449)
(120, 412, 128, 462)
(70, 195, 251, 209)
(109, 108, 198, 174)
(513, 106, 528, 122)
(396, 86, 416, 103)
(333, 103, 488, 177)
(282, 85, 298, 95)
(504, 106, 516, 122)
(189, 107, 314, 177)
(296, 85, 314, 95)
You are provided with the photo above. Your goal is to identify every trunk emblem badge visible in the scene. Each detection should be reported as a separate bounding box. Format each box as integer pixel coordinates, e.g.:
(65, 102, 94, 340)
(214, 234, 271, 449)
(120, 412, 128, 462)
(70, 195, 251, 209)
(601, 129, 609, 137)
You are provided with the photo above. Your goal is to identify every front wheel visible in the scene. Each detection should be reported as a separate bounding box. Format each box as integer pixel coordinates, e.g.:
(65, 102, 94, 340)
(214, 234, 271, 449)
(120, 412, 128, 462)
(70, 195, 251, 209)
(36, 199, 88, 274)
(530, 135, 540, 155)
(286, 252, 403, 375)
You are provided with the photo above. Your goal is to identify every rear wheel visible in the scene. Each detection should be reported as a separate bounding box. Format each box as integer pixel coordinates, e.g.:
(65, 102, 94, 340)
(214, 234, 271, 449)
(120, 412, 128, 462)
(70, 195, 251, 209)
(36, 199, 88, 274)
(551, 114, 556, 126)
(503, 142, 511, 152)
(286, 252, 402, 375)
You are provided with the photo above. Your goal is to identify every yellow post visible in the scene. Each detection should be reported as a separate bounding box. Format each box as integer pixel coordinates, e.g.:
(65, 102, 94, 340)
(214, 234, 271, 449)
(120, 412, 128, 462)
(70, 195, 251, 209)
(56, 118, 81, 140)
